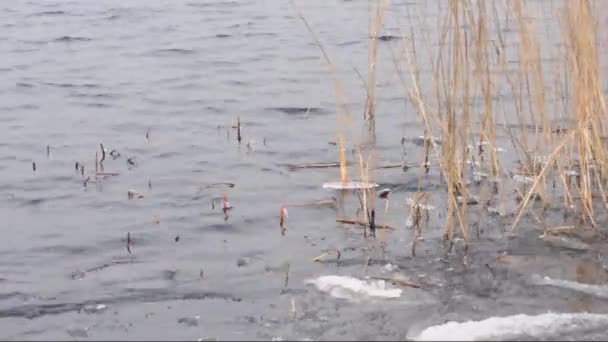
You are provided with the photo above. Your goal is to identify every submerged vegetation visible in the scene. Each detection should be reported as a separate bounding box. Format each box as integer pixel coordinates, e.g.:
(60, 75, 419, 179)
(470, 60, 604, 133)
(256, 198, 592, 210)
(293, 0, 608, 263)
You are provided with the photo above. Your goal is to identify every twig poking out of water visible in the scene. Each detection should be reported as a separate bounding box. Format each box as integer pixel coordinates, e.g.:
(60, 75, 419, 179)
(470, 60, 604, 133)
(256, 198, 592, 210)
(80, 165, 85, 177)
(127, 157, 137, 169)
(109, 149, 120, 159)
(146, 128, 151, 141)
(312, 249, 341, 266)
(126, 232, 132, 254)
(148, 179, 152, 190)
(290, 298, 297, 320)
(279, 206, 288, 236)
(95, 152, 98, 173)
(336, 249, 341, 267)
(127, 189, 144, 200)
(222, 194, 232, 222)
(336, 218, 395, 230)
(369, 209, 376, 238)
(369, 276, 423, 289)
(83, 176, 91, 187)
(32, 161, 36, 172)
(199, 268, 204, 279)
(99, 143, 106, 166)
(378, 188, 391, 199)
(283, 261, 290, 288)
(237, 117, 242, 144)
(485, 264, 496, 278)
(46, 145, 50, 158)
(75, 162, 79, 171)
(174, 235, 180, 242)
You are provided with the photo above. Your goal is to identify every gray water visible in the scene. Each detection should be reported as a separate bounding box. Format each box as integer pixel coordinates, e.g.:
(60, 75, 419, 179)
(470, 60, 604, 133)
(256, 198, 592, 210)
(3, 1, 608, 340)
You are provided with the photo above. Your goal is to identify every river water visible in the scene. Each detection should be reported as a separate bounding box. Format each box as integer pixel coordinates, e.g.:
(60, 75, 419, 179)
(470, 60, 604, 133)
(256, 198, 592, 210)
(3, 1, 608, 340)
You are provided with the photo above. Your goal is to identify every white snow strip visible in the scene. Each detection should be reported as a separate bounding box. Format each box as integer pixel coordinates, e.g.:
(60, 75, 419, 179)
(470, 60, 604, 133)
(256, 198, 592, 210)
(306, 275, 402, 301)
(413, 312, 608, 341)
(530, 274, 608, 299)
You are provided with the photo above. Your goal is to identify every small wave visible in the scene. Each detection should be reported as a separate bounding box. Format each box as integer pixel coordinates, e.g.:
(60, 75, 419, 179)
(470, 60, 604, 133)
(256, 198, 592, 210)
(42, 82, 99, 89)
(150, 48, 196, 55)
(78, 102, 112, 108)
(54, 36, 92, 42)
(29, 10, 67, 17)
(412, 312, 608, 341)
(244, 32, 278, 38)
(337, 40, 361, 47)
(268, 107, 323, 115)
(0, 289, 241, 319)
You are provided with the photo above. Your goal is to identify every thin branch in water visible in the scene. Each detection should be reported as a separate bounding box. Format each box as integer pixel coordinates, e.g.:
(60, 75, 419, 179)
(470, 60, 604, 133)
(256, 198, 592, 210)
(126, 232, 132, 254)
(237, 117, 242, 144)
(99, 143, 106, 166)
(284, 261, 290, 288)
(336, 217, 395, 230)
(203, 182, 236, 189)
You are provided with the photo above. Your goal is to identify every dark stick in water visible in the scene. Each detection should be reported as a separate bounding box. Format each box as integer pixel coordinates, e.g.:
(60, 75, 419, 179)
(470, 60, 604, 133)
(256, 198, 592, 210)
(83, 176, 91, 187)
(203, 182, 235, 189)
(369, 209, 376, 238)
(126, 232, 132, 254)
(46, 145, 50, 158)
(237, 117, 242, 144)
(284, 261, 290, 288)
(32, 161, 36, 172)
(336, 218, 395, 230)
(75, 162, 79, 171)
(99, 143, 106, 165)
